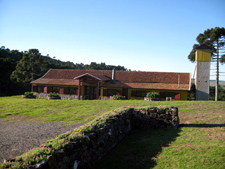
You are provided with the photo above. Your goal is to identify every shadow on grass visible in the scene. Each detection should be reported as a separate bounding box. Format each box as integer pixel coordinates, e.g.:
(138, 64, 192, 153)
(179, 124, 225, 127)
(93, 128, 181, 169)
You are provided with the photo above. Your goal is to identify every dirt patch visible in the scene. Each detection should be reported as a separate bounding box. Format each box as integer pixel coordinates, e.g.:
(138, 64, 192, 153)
(201, 127, 225, 142)
(179, 111, 197, 124)
(0, 121, 83, 163)
(0, 115, 41, 123)
(211, 132, 225, 141)
(179, 109, 225, 125)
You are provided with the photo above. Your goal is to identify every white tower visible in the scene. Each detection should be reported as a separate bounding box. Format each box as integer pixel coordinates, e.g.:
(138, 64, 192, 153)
(195, 44, 213, 100)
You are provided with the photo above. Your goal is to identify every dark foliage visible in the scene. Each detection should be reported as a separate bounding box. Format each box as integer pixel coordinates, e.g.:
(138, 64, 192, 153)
(210, 85, 225, 101)
(189, 83, 225, 101)
(188, 27, 225, 63)
(0, 46, 128, 95)
(188, 83, 196, 100)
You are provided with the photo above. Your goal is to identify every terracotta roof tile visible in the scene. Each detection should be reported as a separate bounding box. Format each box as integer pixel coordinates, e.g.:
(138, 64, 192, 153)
(102, 82, 189, 91)
(31, 69, 191, 91)
(42, 69, 112, 79)
(32, 78, 78, 86)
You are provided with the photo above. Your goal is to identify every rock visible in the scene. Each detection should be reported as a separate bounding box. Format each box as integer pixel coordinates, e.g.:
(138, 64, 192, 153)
(73, 160, 80, 169)
(64, 143, 75, 155)
(35, 160, 46, 168)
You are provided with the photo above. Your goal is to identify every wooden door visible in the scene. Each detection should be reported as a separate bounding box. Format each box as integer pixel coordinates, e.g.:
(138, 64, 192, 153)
(122, 88, 128, 99)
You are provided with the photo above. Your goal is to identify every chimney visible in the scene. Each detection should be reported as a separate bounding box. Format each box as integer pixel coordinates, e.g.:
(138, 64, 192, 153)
(178, 73, 180, 88)
(112, 68, 116, 84)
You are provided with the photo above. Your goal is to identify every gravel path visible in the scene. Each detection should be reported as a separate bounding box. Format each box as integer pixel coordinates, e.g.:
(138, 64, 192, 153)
(0, 121, 82, 163)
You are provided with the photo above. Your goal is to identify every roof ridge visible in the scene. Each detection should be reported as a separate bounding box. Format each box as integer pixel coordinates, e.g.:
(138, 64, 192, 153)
(45, 69, 190, 74)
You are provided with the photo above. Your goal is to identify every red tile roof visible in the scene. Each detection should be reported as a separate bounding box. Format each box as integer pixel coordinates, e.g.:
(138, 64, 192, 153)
(102, 82, 190, 91)
(31, 69, 191, 91)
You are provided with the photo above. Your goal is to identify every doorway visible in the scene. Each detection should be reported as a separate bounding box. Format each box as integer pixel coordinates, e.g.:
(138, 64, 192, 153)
(85, 86, 97, 100)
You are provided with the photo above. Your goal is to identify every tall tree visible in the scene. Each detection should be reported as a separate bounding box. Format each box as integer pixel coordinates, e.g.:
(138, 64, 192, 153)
(188, 27, 225, 101)
(11, 49, 47, 87)
(0, 58, 16, 93)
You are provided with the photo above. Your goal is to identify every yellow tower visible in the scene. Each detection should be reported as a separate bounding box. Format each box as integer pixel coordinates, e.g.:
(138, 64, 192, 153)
(194, 44, 213, 100)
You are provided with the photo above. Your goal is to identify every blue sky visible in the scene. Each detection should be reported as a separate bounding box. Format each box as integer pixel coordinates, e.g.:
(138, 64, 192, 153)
(1, 0, 225, 80)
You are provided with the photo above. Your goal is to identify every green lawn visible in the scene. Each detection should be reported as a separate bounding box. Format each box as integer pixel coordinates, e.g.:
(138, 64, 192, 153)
(94, 127, 225, 169)
(0, 96, 225, 169)
(1, 96, 224, 125)
(93, 102, 225, 169)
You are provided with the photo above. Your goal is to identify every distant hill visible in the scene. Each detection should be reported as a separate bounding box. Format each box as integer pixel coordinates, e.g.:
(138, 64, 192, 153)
(191, 79, 225, 86)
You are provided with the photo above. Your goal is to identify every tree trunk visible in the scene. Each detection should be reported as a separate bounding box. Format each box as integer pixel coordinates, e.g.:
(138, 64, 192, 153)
(215, 40, 219, 101)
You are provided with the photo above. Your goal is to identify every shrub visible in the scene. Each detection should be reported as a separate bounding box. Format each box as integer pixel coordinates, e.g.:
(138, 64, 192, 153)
(48, 93, 59, 98)
(0, 161, 28, 169)
(146, 92, 159, 98)
(24, 92, 33, 97)
(43, 138, 69, 150)
(16, 146, 54, 165)
(113, 94, 122, 98)
(113, 92, 122, 98)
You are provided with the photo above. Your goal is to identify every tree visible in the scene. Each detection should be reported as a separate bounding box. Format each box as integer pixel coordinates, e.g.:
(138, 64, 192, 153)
(188, 27, 225, 101)
(11, 49, 47, 87)
(1, 46, 130, 95)
(0, 58, 16, 93)
(188, 83, 196, 100)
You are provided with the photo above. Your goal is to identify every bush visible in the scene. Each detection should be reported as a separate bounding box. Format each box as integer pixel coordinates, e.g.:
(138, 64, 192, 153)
(48, 93, 59, 98)
(24, 92, 33, 97)
(146, 92, 159, 98)
(113, 94, 122, 98)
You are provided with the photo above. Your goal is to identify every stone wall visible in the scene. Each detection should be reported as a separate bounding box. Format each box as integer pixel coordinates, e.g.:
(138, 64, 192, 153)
(34, 93, 124, 100)
(34, 93, 83, 100)
(27, 107, 179, 169)
(99, 97, 110, 100)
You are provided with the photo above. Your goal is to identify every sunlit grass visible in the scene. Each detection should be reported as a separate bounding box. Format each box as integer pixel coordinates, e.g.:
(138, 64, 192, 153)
(0, 96, 225, 168)
(94, 127, 225, 169)
(0, 96, 224, 125)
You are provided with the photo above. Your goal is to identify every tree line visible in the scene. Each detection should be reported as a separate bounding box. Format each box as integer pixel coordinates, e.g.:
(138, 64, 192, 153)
(0, 47, 129, 95)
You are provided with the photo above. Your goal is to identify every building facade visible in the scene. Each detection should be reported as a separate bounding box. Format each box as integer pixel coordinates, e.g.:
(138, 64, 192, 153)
(31, 69, 191, 100)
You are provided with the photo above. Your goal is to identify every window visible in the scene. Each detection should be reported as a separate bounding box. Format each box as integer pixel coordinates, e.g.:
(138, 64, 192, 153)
(38, 86, 44, 93)
(107, 89, 121, 96)
(131, 90, 148, 97)
(103, 89, 108, 96)
(107, 89, 117, 96)
(159, 92, 165, 98)
(52, 87, 60, 93)
(131, 90, 136, 97)
(69, 87, 78, 95)
(136, 91, 148, 97)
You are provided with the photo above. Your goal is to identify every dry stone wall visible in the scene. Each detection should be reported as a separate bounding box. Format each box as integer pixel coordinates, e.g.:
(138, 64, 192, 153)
(1, 107, 179, 169)
(26, 107, 179, 169)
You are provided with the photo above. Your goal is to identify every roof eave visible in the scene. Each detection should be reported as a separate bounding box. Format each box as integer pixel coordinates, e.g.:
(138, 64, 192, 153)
(30, 69, 52, 84)
(74, 73, 102, 81)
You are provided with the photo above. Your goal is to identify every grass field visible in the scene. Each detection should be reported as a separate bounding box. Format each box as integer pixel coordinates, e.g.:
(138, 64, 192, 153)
(0, 96, 225, 168)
